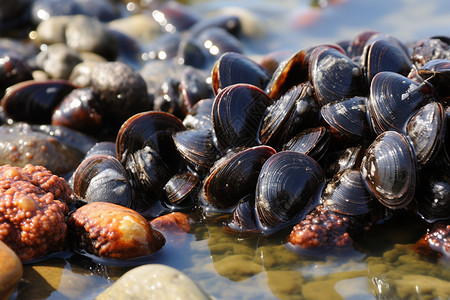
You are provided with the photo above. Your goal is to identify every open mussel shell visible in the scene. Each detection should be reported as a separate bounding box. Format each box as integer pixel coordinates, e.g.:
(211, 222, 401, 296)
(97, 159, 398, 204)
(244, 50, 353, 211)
(164, 172, 199, 209)
(116, 111, 185, 171)
(406, 101, 446, 165)
(418, 59, 450, 104)
(367, 71, 436, 135)
(322, 169, 379, 218)
(360, 131, 417, 209)
(212, 83, 273, 152)
(202, 145, 276, 210)
(259, 83, 319, 149)
(1, 79, 76, 124)
(320, 96, 372, 144)
(362, 38, 413, 83)
(172, 128, 221, 177)
(211, 52, 271, 95)
(73, 154, 134, 208)
(282, 126, 330, 162)
(255, 151, 325, 233)
(309, 46, 368, 106)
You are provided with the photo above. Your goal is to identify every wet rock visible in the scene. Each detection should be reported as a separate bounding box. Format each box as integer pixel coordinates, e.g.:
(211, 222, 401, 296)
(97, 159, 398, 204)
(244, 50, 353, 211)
(0, 240, 22, 299)
(212, 254, 262, 281)
(0, 123, 88, 176)
(65, 15, 118, 61)
(90, 61, 152, 130)
(33, 16, 71, 45)
(68, 202, 165, 259)
(0, 164, 71, 261)
(36, 43, 83, 79)
(108, 14, 162, 43)
(96, 264, 211, 300)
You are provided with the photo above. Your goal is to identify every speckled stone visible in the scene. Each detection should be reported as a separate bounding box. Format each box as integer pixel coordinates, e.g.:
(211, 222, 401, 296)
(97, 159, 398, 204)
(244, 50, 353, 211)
(96, 264, 211, 300)
(0, 240, 22, 299)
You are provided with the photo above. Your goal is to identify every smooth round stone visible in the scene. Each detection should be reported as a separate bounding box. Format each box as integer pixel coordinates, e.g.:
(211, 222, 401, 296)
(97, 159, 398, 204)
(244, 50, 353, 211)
(65, 15, 118, 61)
(108, 14, 162, 43)
(36, 43, 82, 79)
(96, 264, 211, 300)
(0, 240, 23, 299)
(34, 16, 71, 45)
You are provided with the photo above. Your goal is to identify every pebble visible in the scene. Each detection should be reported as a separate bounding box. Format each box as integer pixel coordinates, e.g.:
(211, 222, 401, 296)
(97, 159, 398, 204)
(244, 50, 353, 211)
(65, 15, 118, 60)
(95, 264, 211, 300)
(36, 43, 82, 79)
(0, 240, 22, 300)
(108, 14, 162, 43)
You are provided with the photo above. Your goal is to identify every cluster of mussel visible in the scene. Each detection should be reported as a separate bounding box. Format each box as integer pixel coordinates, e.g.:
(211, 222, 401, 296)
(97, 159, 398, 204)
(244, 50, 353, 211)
(68, 31, 449, 255)
(1, 25, 449, 259)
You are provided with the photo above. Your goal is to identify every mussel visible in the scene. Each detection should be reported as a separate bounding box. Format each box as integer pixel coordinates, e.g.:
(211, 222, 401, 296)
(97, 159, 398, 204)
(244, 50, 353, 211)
(73, 154, 134, 208)
(255, 151, 325, 233)
(309, 45, 368, 106)
(360, 131, 417, 209)
(211, 52, 271, 95)
(367, 71, 436, 135)
(212, 83, 273, 152)
(202, 145, 276, 210)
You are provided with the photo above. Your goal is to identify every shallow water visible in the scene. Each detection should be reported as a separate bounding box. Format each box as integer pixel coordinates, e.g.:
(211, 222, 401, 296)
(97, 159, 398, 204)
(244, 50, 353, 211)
(8, 0, 450, 299)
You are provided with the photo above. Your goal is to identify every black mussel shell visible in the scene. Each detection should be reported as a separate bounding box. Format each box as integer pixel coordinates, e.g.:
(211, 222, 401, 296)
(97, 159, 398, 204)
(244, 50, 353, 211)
(164, 172, 199, 209)
(116, 111, 185, 172)
(347, 30, 380, 59)
(259, 83, 319, 149)
(416, 165, 450, 222)
(226, 193, 259, 234)
(202, 145, 276, 210)
(320, 96, 372, 144)
(84, 142, 116, 160)
(255, 151, 325, 233)
(73, 154, 134, 208)
(211, 52, 271, 96)
(173, 128, 221, 177)
(51, 87, 102, 134)
(406, 102, 446, 165)
(179, 67, 213, 111)
(0, 54, 33, 98)
(1, 79, 76, 124)
(188, 14, 242, 39)
(410, 37, 450, 68)
(125, 145, 171, 195)
(309, 46, 368, 106)
(212, 83, 273, 152)
(322, 169, 379, 218)
(265, 47, 313, 100)
(323, 146, 365, 179)
(362, 38, 413, 83)
(182, 98, 213, 130)
(282, 126, 330, 162)
(418, 59, 450, 104)
(360, 131, 417, 209)
(367, 71, 436, 135)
